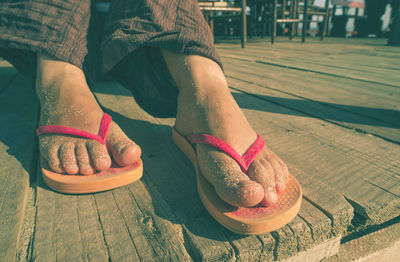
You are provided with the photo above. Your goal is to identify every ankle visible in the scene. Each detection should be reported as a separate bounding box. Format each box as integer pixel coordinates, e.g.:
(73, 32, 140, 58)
(178, 79, 232, 111)
(177, 65, 227, 94)
(36, 54, 86, 90)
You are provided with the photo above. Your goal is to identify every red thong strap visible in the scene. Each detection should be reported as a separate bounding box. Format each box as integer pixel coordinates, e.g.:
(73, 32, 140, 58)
(36, 113, 112, 145)
(187, 134, 265, 174)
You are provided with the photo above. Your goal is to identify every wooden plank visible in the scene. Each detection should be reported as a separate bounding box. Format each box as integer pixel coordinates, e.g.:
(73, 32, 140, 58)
(227, 76, 400, 144)
(0, 75, 38, 262)
(220, 55, 400, 113)
(257, 201, 339, 262)
(228, 78, 400, 145)
(282, 237, 341, 262)
(227, 87, 400, 225)
(326, 217, 400, 262)
(216, 38, 400, 87)
(112, 182, 191, 261)
(223, 57, 400, 110)
(93, 81, 352, 261)
(16, 185, 35, 261)
(32, 167, 191, 261)
(293, 168, 352, 237)
(256, 233, 276, 261)
(227, 234, 264, 261)
(358, 240, 400, 262)
(33, 178, 92, 261)
(218, 46, 400, 88)
(261, 168, 352, 261)
(222, 56, 400, 130)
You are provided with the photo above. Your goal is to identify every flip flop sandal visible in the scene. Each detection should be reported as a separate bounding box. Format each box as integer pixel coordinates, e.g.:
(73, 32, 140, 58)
(36, 113, 143, 194)
(172, 127, 302, 235)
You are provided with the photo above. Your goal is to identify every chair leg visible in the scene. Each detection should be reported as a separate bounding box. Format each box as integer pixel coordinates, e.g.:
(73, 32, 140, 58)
(302, 0, 308, 43)
(289, 0, 298, 40)
(321, 0, 330, 40)
(241, 0, 247, 48)
(210, 11, 214, 34)
(272, 0, 277, 44)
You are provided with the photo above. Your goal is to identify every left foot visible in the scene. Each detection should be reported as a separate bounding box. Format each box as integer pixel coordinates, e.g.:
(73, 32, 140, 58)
(36, 55, 141, 175)
(163, 52, 289, 208)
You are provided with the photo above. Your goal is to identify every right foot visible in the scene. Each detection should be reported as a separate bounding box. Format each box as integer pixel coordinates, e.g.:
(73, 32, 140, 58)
(163, 51, 290, 208)
(36, 55, 141, 175)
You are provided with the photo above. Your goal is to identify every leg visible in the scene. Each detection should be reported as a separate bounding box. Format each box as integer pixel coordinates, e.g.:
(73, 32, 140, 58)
(162, 51, 289, 207)
(0, 0, 141, 175)
(101, 0, 219, 118)
(101, 0, 288, 207)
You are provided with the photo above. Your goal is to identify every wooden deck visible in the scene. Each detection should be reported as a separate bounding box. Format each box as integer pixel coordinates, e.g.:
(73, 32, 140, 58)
(1, 37, 399, 261)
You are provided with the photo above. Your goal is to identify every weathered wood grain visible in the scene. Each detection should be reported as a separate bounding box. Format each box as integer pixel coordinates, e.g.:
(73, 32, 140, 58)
(222, 57, 400, 131)
(2, 38, 398, 261)
(32, 166, 191, 261)
(217, 37, 400, 88)
(282, 237, 341, 262)
(0, 74, 38, 262)
(293, 168, 352, 237)
(326, 217, 400, 262)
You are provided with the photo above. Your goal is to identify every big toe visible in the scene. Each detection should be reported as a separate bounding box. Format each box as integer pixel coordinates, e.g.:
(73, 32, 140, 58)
(247, 158, 278, 207)
(215, 179, 265, 207)
(107, 123, 141, 166)
(111, 142, 141, 166)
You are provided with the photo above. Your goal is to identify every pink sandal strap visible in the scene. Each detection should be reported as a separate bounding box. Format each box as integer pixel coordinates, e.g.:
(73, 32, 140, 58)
(36, 113, 112, 145)
(187, 133, 265, 174)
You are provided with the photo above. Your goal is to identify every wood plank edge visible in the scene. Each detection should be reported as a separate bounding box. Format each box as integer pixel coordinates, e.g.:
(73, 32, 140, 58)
(281, 236, 341, 262)
(16, 182, 37, 261)
(139, 174, 196, 261)
(228, 79, 400, 144)
(344, 196, 400, 226)
(219, 52, 400, 89)
(325, 216, 400, 262)
(303, 195, 353, 237)
(16, 114, 40, 261)
(1, 140, 38, 262)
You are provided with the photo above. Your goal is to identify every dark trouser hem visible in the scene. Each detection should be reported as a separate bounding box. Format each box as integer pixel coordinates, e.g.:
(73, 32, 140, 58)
(0, 0, 221, 118)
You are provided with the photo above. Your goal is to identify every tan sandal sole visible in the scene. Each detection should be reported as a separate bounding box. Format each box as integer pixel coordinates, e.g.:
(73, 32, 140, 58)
(41, 158, 143, 194)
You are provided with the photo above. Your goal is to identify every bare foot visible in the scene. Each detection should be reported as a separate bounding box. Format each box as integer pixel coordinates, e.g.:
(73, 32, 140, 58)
(36, 55, 141, 175)
(163, 51, 289, 207)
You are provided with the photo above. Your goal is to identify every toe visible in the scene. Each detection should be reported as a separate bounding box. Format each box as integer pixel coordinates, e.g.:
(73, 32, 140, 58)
(215, 178, 265, 207)
(248, 158, 278, 206)
(198, 148, 264, 207)
(110, 141, 141, 166)
(75, 143, 95, 175)
(106, 123, 141, 166)
(59, 142, 79, 174)
(87, 142, 111, 171)
(39, 141, 64, 173)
